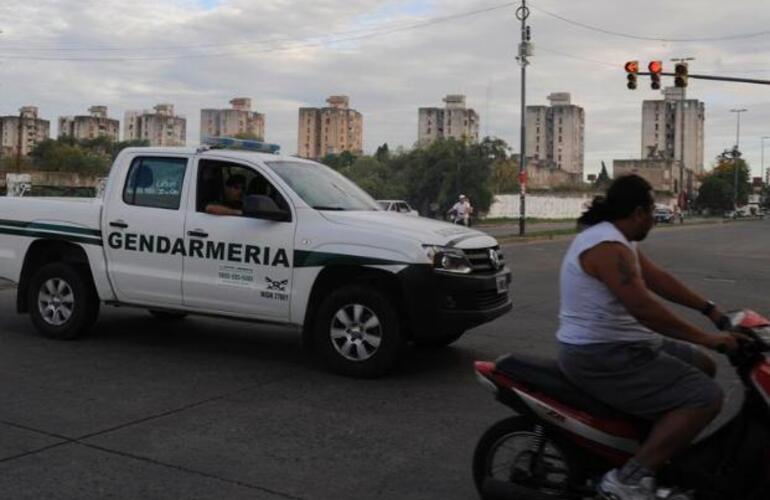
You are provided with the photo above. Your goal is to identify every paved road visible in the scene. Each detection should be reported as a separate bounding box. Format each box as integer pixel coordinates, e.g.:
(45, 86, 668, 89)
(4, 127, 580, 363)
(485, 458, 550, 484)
(0, 220, 768, 499)
(477, 217, 719, 238)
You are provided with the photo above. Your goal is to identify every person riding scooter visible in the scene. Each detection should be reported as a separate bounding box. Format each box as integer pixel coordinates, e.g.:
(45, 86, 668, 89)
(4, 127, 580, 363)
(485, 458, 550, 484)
(557, 175, 744, 499)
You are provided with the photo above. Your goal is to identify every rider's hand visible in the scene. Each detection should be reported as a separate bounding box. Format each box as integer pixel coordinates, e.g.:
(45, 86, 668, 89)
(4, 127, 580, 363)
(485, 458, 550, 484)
(703, 332, 749, 353)
(708, 307, 729, 330)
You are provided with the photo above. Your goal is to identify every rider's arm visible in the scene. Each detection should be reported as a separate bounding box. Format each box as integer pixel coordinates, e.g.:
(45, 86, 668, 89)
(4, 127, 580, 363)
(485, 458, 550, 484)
(637, 250, 725, 324)
(581, 242, 732, 350)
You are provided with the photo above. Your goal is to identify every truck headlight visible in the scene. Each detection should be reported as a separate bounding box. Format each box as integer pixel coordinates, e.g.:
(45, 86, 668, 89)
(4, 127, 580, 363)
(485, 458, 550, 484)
(424, 246, 472, 274)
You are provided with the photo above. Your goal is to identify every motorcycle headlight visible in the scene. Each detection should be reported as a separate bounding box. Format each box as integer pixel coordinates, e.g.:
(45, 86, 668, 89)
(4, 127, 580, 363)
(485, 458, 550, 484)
(424, 245, 472, 274)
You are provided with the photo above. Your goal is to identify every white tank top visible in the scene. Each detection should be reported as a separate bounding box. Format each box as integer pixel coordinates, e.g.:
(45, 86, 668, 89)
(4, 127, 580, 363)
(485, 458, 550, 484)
(556, 221, 661, 345)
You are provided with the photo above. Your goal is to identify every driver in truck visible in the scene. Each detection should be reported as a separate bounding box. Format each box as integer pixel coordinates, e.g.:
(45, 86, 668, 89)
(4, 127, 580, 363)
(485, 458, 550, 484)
(205, 174, 246, 216)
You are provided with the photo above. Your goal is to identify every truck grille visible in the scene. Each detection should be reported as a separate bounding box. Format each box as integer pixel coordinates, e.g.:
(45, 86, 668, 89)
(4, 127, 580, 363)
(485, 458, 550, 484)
(465, 246, 505, 274)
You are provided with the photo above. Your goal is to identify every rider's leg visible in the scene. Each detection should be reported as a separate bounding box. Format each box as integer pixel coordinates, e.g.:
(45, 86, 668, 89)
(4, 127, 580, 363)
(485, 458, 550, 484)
(632, 395, 722, 472)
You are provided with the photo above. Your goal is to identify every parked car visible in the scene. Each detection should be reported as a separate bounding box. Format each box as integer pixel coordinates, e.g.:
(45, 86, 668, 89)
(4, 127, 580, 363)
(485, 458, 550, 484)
(378, 200, 419, 216)
(653, 206, 674, 223)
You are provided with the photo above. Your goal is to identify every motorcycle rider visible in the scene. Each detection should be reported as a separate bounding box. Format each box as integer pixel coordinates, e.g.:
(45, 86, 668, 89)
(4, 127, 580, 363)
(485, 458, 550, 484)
(557, 175, 743, 499)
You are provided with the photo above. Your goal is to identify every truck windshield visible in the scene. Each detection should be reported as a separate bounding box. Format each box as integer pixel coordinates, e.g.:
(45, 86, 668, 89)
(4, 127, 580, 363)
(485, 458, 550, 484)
(266, 161, 380, 211)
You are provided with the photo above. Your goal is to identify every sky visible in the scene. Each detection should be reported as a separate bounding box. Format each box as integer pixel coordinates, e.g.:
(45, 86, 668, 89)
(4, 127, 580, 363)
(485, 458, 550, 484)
(0, 0, 769, 178)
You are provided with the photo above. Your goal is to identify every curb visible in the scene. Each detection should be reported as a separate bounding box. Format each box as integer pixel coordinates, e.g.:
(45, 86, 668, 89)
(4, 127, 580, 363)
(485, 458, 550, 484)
(497, 218, 763, 246)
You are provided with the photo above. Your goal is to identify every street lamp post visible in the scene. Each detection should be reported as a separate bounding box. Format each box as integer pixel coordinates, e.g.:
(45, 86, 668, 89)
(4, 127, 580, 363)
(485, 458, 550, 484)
(730, 109, 747, 209)
(762, 136, 770, 186)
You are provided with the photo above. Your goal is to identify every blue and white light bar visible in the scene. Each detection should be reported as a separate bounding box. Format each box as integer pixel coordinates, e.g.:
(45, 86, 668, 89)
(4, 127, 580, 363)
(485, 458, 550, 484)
(202, 136, 281, 154)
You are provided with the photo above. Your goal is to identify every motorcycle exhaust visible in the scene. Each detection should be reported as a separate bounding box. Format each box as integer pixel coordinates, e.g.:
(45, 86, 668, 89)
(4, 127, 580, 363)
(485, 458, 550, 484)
(481, 478, 571, 500)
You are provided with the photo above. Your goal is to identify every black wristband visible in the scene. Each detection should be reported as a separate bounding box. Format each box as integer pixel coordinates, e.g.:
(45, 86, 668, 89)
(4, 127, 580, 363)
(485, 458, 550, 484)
(701, 300, 716, 316)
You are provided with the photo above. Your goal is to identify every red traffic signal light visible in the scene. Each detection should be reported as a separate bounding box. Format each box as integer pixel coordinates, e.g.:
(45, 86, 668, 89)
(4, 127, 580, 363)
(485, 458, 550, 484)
(649, 60, 662, 90)
(674, 62, 689, 88)
(625, 60, 638, 89)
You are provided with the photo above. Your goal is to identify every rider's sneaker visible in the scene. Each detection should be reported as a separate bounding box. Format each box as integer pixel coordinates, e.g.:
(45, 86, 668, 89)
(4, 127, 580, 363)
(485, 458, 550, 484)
(597, 469, 657, 500)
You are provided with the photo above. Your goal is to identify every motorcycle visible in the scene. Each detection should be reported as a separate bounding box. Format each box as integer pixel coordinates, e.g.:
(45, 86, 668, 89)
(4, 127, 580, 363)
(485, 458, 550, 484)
(472, 310, 770, 500)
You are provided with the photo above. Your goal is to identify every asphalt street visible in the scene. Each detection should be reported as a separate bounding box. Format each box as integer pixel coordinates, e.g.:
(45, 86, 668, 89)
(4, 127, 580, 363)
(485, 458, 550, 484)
(0, 220, 768, 499)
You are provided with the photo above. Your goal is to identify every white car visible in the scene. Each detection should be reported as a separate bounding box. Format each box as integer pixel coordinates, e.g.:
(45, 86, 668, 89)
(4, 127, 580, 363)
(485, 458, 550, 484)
(378, 199, 419, 216)
(0, 138, 510, 378)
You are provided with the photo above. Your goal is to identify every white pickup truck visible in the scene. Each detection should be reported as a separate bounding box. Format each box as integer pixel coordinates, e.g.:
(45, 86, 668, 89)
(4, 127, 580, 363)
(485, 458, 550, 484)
(0, 140, 511, 377)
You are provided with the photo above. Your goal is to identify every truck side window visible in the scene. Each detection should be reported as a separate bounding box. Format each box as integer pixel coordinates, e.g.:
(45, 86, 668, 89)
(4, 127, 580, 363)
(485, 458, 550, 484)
(197, 160, 289, 215)
(123, 157, 187, 210)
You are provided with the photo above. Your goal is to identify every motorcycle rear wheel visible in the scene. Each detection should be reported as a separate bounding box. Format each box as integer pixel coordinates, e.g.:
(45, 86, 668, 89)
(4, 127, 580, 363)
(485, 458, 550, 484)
(473, 416, 584, 499)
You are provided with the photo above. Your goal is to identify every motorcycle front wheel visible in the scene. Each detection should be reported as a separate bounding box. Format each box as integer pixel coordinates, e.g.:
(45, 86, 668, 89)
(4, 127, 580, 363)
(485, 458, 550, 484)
(472, 416, 585, 499)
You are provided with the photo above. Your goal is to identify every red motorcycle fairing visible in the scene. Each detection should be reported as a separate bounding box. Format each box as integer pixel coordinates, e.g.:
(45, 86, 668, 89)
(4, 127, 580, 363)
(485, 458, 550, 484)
(474, 361, 645, 466)
(737, 310, 770, 329)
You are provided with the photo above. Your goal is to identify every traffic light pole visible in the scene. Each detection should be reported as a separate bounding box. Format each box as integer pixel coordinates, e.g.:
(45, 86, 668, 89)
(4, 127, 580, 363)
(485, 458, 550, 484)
(636, 72, 770, 86)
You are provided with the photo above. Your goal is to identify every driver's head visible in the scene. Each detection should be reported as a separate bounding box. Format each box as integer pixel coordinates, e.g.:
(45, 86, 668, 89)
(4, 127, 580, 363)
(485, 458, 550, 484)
(224, 174, 246, 202)
(578, 175, 654, 241)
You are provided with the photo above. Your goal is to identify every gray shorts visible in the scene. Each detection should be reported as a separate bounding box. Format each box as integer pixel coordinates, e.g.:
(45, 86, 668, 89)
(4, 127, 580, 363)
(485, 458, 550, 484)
(557, 339, 723, 420)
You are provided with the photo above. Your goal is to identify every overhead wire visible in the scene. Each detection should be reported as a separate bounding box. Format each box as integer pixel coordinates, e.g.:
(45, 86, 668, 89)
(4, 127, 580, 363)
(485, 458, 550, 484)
(529, 1, 770, 42)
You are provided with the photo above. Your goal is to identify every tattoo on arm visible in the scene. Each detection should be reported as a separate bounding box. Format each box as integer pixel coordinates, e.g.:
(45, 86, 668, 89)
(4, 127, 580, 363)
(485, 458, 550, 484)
(616, 254, 637, 285)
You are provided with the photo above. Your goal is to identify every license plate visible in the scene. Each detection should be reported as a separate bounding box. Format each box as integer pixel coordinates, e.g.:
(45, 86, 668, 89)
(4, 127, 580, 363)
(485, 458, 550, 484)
(496, 275, 508, 294)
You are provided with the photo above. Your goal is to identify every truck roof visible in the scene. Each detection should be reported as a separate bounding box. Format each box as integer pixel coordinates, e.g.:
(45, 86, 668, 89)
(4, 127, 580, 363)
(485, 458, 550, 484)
(118, 146, 314, 165)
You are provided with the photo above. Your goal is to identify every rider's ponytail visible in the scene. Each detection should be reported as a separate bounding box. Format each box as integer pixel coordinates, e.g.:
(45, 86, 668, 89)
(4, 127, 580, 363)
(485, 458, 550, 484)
(577, 175, 653, 229)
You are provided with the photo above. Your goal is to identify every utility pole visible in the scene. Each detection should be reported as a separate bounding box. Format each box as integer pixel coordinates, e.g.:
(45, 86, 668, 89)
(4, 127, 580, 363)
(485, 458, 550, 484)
(730, 108, 747, 209)
(516, 1, 532, 236)
(15, 109, 23, 173)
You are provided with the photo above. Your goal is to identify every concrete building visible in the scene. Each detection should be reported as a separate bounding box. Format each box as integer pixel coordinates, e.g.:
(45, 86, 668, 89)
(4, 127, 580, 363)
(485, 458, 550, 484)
(58, 106, 120, 142)
(0, 106, 51, 158)
(124, 104, 186, 146)
(418, 95, 479, 146)
(642, 87, 704, 176)
(525, 92, 585, 176)
(297, 96, 363, 159)
(613, 158, 692, 195)
(200, 98, 266, 142)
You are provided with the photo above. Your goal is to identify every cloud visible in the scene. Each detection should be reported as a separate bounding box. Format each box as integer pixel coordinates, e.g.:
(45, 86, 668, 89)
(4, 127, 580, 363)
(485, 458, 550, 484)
(0, 0, 768, 178)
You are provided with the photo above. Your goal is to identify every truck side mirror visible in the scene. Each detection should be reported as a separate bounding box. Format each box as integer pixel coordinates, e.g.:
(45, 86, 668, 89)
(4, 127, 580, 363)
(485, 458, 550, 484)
(242, 195, 292, 222)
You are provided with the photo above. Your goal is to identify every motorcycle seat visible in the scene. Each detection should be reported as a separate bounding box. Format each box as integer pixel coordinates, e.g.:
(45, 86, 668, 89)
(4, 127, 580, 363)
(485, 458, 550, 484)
(495, 353, 641, 421)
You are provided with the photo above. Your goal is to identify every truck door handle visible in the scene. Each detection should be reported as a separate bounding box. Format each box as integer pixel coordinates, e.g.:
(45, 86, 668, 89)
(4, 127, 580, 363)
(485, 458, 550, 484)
(187, 230, 209, 238)
(109, 221, 129, 229)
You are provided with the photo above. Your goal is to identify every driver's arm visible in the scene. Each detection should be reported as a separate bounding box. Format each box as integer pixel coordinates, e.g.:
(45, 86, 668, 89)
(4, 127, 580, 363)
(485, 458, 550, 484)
(581, 242, 724, 349)
(637, 250, 723, 323)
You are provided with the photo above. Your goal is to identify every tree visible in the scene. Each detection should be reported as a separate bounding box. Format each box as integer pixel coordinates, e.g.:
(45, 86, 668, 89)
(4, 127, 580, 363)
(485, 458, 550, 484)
(374, 143, 390, 163)
(696, 150, 751, 211)
(321, 151, 357, 171)
(489, 159, 519, 194)
(233, 132, 264, 141)
(595, 161, 610, 187)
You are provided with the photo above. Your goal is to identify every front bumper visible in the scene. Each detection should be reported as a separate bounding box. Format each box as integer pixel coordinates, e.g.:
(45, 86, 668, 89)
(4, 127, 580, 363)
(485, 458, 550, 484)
(398, 265, 512, 342)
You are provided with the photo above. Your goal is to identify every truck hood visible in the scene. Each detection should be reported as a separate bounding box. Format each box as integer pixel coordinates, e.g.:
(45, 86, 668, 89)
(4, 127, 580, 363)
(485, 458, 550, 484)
(319, 211, 498, 249)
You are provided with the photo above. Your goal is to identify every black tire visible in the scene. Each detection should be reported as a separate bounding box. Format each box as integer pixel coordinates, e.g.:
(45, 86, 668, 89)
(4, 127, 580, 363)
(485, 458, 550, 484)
(149, 310, 188, 321)
(312, 284, 404, 378)
(28, 262, 99, 340)
(473, 416, 583, 499)
(414, 329, 466, 348)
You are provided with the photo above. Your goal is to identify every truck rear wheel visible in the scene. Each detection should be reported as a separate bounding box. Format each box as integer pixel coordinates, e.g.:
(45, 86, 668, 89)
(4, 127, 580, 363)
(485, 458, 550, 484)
(312, 284, 404, 378)
(28, 262, 99, 340)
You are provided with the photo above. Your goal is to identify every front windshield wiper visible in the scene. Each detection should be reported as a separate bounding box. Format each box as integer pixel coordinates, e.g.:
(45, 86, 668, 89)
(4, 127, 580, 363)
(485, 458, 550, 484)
(313, 206, 346, 211)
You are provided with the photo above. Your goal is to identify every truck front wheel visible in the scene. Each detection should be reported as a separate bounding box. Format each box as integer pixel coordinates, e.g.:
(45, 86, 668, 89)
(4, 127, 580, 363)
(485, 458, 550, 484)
(312, 284, 404, 378)
(28, 262, 99, 340)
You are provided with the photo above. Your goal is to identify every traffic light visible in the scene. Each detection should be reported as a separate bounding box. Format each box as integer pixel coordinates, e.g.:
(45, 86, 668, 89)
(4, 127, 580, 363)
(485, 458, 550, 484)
(625, 60, 639, 90)
(648, 60, 662, 90)
(675, 62, 689, 88)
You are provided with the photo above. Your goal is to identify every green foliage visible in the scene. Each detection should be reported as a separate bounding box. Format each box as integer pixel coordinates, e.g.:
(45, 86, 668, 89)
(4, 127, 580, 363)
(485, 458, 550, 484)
(233, 132, 264, 141)
(318, 137, 504, 217)
(595, 162, 610, 187)
(23, 137, 151, 175)
(697, 150, 751, 210)
(489, 159, 519, 194)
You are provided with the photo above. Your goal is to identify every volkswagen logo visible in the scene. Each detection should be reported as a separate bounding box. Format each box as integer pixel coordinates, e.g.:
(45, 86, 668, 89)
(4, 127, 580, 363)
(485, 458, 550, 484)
(489, 248, 502, 270)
